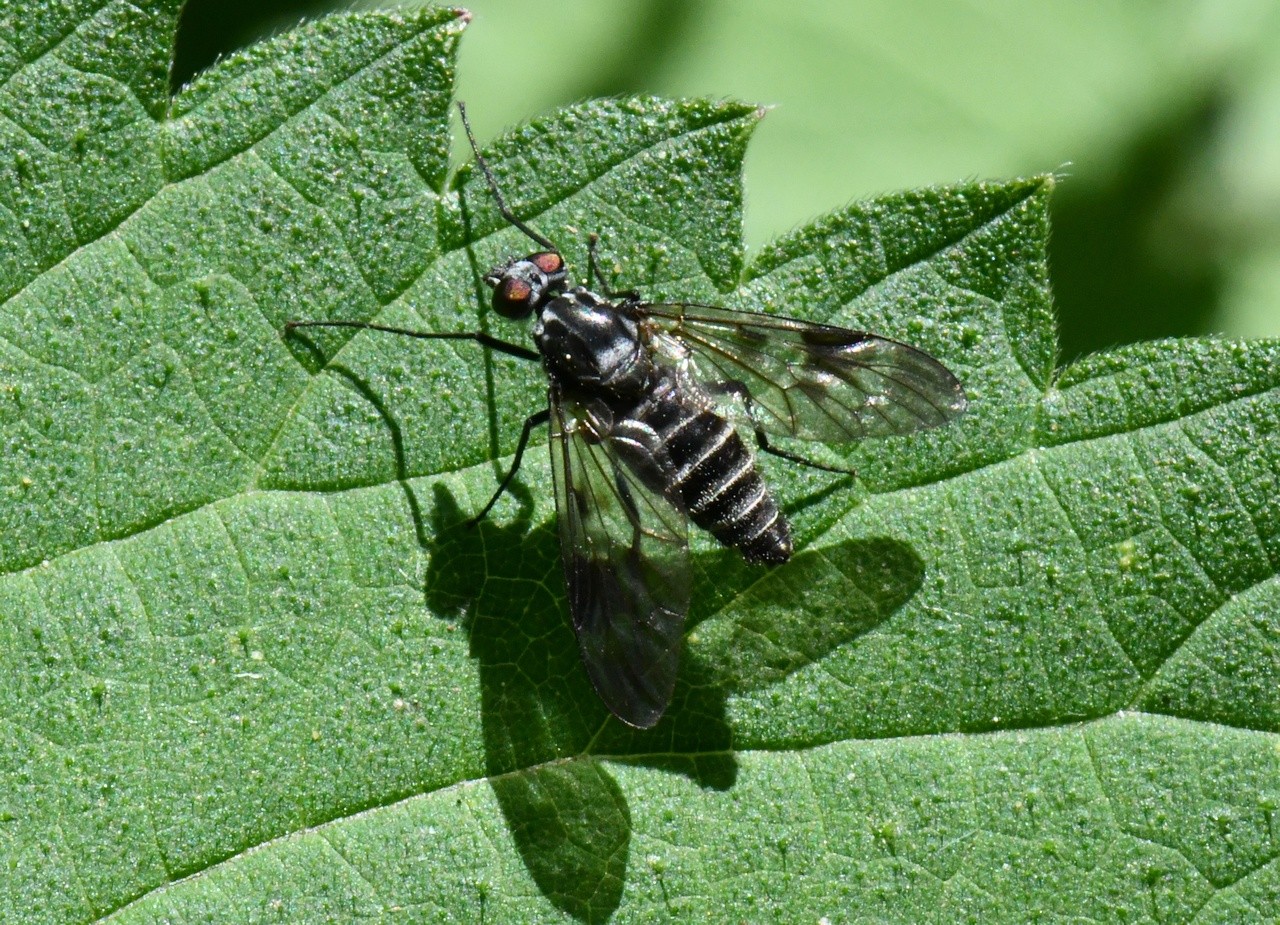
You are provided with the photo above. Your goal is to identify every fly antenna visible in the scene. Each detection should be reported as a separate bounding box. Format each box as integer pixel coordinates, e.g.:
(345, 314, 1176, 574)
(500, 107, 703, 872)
(458, 101, 557, 252)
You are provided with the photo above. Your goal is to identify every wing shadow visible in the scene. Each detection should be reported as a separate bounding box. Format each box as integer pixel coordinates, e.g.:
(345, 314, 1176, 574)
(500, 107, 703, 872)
(425, 481, 924, 921)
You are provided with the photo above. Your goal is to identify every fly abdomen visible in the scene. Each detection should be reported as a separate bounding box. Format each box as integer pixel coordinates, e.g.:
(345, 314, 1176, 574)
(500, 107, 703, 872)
(658, 402, 792, 565)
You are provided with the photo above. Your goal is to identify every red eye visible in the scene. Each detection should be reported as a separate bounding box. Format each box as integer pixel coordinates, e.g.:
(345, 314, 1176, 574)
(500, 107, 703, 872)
(494, 277, 535, 318)
(532, 251, 563, 274)
(503, 278, 532, 303)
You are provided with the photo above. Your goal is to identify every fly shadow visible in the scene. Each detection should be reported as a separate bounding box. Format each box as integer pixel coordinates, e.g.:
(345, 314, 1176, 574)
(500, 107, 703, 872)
(283, 329, 924, 922)
(286, 239, 927, 924)
(424, 480, 924, 923)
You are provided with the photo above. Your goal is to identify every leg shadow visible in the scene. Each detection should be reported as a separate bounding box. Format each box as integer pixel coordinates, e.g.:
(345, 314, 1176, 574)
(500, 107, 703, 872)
(426, 485, 629, 923)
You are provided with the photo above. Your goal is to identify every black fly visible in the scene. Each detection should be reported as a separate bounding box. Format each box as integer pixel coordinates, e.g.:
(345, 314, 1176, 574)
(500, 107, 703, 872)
(286, 103, 968, 728)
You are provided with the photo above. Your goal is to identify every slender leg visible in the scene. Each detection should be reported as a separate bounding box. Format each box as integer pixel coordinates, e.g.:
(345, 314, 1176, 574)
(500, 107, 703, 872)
(754, 430, 857, 476)
(285, 319, 550, 519)
(586, 234, 639, 301)
(586, 234, 607, 290)
(467, 407, 552, 526)
(708, 379, 857, 476)
(284, 319, 540, 363)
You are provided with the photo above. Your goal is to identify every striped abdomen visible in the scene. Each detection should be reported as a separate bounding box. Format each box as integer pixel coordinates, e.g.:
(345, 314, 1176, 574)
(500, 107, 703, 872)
(646, 393, 792, 564)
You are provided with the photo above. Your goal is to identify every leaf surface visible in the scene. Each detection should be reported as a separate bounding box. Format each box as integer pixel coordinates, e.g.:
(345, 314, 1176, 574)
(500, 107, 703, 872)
(0, 3, 1277, 923)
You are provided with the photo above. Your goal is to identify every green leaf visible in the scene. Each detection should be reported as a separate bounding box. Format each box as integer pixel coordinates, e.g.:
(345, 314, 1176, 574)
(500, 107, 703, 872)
(2, 3, 1278, 923)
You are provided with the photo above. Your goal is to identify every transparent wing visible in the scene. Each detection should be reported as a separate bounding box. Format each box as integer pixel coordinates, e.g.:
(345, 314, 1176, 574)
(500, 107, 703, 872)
(640, 302, 968, 442)
(550, 390, 690, 729)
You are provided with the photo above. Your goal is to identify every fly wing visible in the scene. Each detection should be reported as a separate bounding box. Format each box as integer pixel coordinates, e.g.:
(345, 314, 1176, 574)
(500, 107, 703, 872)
(641, 302, 967, 442)
(550, 390, 690, 728)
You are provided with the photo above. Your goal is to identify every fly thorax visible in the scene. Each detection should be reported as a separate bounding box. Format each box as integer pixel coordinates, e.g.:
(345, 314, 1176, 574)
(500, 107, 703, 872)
(535, 288, 652, 392)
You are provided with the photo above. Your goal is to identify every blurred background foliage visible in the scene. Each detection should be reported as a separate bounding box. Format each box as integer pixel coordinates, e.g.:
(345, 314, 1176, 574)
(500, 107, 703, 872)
(172, 0, 1280, 364)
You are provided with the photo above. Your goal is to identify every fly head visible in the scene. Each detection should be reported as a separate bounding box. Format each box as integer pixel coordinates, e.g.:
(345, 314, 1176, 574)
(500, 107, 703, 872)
(485, 250, 568, 319)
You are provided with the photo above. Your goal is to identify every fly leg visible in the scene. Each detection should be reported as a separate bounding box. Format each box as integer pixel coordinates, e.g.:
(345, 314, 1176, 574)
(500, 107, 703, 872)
(709, 380, 858, 476)
(467, 407, 552, 526)
(284, 319, 548, 522)
(754, 431, 857, 476)
(283, 319, 539, 362)
(586, 234, 640, 303)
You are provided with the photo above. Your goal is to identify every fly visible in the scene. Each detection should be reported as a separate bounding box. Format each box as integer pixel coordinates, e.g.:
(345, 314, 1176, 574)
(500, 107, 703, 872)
(285, 103, 968, 729)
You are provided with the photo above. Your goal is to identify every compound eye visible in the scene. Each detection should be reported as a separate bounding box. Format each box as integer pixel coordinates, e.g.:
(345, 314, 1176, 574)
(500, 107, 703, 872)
(531, 251, 563, 274)
(493, 276, 536, 318)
